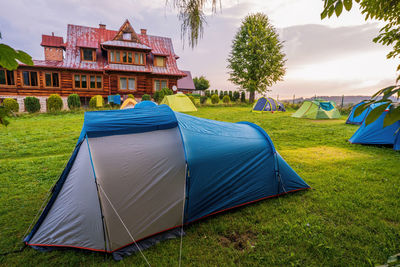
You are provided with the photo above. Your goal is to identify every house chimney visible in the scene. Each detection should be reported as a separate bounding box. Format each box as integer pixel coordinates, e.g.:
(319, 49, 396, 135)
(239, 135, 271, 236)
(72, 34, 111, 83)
(141, 29, 147, 35)
(99, 24, 106, 29)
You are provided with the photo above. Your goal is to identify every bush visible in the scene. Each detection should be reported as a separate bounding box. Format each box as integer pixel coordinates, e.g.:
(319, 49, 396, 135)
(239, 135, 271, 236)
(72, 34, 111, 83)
(188, 95, 196, 105)
(219, 91, 224, 99)
(127, 94, 135, 99)
(240, 91, 246, 102)
(211, 94, 219, 104)
(47, 94, 63, 112)
(3, 98, 19, 113)
(224, 91, 228, 96)
(205, 90, 211, 98)
(229, 91, 233, 100)
(153, 91, 164, 103)
(67, 94, 81, 110)
(233, 91, 240, 101)
(200, 95, 207, 104)
(89, 95, 104, 109)
(161, 87, 173, 96)
(223, 95, 230, 103)
(24, 97, 40, 113)
(142, 94, 151, 101)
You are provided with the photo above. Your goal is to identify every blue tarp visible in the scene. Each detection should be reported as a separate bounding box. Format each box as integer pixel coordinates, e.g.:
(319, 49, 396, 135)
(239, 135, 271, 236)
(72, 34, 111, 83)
(349, 105, 400, 150)
(108, 95, 121, 105)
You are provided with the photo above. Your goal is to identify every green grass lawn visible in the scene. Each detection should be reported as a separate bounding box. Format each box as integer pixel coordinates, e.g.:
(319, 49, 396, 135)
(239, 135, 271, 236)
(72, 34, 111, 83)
(1, 107, 399, 266)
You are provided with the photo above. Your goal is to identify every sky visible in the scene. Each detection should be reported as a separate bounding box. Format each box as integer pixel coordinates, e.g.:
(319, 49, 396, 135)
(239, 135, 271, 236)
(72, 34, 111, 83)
(0, 0, 398, 99)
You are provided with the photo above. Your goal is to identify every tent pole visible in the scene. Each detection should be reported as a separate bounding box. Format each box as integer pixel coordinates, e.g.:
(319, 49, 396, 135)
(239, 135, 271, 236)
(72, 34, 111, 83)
(86, 137, 110, 254)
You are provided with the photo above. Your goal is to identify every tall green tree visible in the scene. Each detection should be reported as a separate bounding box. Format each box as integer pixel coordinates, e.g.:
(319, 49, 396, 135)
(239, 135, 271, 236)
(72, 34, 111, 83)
(193, 76, 210, 91)
(321, 0, 400, 126)
(227, 13, 286, 103)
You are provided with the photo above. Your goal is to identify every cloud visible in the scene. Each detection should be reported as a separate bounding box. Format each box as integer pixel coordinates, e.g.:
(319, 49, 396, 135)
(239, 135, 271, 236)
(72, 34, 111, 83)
(281, 23, 385, 67)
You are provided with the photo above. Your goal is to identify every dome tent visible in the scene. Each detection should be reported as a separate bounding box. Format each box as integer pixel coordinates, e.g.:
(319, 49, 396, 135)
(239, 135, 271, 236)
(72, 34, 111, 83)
(134, 100, 157, 109)
(24, 105, 309, 260)
(346, 101, 370, 125)
(160, 93, 197, 112)
(120, 98, 137, 109)
(292, 99, 341, 119)
(349, 104, 400, 151)
(252, 97, 286, 112)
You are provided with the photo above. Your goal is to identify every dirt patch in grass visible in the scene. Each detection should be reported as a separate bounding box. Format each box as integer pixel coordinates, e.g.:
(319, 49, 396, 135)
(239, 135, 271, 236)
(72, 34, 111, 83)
(219, 231, 257, 250)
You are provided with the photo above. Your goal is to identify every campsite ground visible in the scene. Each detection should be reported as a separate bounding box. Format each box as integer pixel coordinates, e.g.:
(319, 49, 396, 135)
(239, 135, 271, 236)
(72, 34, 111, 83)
(1, 106, 399, 266)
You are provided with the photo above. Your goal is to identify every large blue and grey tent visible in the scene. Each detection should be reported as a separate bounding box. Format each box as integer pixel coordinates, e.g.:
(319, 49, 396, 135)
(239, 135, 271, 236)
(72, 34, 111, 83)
(349, 104, 400, 151)
(24, 105, 309, 258)
(252, 97, 286, 112)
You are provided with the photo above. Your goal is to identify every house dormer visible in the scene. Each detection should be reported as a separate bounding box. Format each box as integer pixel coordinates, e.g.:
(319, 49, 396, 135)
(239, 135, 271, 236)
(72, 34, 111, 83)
(101, 20, 151, 66)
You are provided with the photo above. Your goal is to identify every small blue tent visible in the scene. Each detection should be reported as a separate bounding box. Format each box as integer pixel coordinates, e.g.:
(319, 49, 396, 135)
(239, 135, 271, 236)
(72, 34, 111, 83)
(24, 105, 309, 259)
(349, 105, 400, 150)
(252, 97, 286, 112)
(346, 101, 370, 125)
(134, 100, 157, 109)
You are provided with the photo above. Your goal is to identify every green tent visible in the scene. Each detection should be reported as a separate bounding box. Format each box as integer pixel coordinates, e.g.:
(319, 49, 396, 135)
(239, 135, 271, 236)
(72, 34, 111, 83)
(160, 93, 197, 112)
(292, 99, 341, 119)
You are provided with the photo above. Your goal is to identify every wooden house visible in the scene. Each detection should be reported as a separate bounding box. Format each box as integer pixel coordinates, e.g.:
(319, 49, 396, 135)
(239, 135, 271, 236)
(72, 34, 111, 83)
(0, 20, 186, 111)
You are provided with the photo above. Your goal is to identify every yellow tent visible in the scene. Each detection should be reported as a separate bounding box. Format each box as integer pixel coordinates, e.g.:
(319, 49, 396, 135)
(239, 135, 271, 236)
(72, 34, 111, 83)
(120, 98, 137, 109)
(160, 94, 197, 112)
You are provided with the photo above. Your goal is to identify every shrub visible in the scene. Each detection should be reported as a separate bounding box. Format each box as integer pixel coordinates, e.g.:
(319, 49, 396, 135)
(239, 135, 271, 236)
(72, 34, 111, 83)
(205, 90, 211, 98)
(47, 94, 63, 112)
(67, 94, 81, 110)
(3, 98, 19, 113)
(240, 91, 246, 102)
(211, 94, 219, 104)
(219, 91, 224, 99)
(188, 95, 196, 105)
(127, 94, 135, 99)
(24, 97, 40, 113)
(233, 91, 240, 101)
(161, 87, 173, 96)
(142, 94, 151, 101)
(229, 91, 233, 100)
(153, 91, 164, 103)
(223, 95, 230, 103)
(224, 91, 228, 96)
(89, 95, 104, 109)
(200, 95, 207, 104)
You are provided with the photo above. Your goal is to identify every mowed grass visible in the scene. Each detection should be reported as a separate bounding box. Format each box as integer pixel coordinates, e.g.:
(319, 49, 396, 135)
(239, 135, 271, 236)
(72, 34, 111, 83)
(1, 107, 400, 266)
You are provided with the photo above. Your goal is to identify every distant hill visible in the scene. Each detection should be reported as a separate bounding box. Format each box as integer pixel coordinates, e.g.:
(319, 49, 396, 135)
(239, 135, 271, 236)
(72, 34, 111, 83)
(281, 95, 398, 106)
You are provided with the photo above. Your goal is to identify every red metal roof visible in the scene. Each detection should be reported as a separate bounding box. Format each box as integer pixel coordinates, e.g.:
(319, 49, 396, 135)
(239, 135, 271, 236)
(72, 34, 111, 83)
(177, 70, 196, 90)
(41, 34, 64, 47)
(32, 22, 186, 76)
(101, 40, 151, 50)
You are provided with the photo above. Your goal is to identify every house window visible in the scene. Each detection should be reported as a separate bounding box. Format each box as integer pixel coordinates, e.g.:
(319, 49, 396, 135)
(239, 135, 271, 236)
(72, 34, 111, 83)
(119, 76, 136, 90)
(74, 74, 92, 89)
(81, 48, 96, 61)
(89, 75, 102, 89)
(44, 72, 60, 88)
(154, 79, 168, 91)
(154, 56, 166, 67)
(123, 32, 132, 40)
(0, 70, 15, 85)
(22, 71, 38, 87)
(108, 50, 145, 65)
